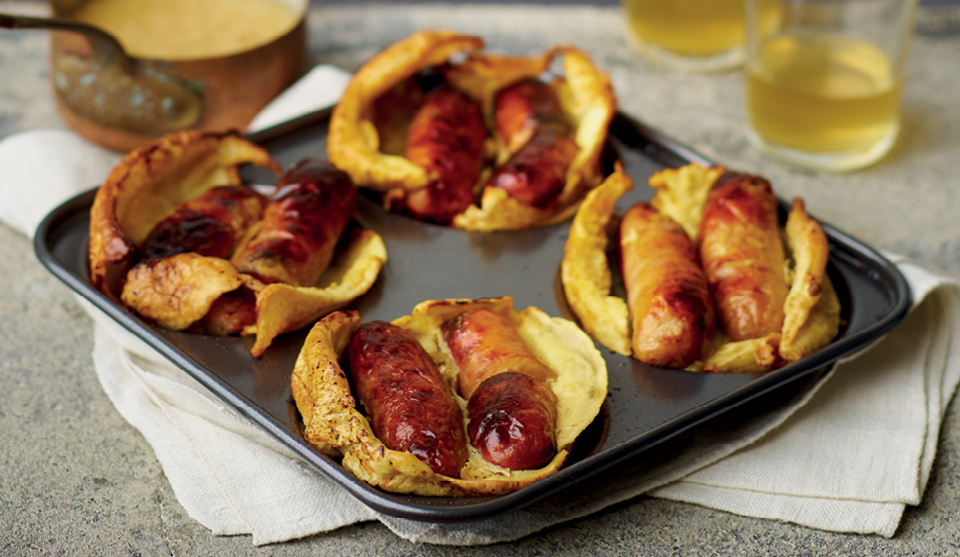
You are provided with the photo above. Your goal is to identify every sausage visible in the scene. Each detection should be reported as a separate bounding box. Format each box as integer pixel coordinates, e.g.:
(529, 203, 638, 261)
(620, 202, 714, 368)
(140, 185, 267, 260)
(441, 308, 556, 398)
(347, 320, 468, 478)
(486, 127, 579, 207)
(195, 287, 258, 336)
(441, 308, 558, 470)
(493, 77, 569, 153)
(698, 171, 789, 341)
(402, 86, 488, 223)
(485, 77, 579, 207)
(231, 158, 357, 286)
(467, 371, 558, 471)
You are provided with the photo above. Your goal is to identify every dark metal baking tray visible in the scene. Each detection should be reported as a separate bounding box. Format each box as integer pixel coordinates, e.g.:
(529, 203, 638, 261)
(34, 108, 911, 523)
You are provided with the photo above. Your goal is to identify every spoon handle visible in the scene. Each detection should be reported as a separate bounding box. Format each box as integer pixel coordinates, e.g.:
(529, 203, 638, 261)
(0, 12, 133, 73)
(1, 12, 203, 136)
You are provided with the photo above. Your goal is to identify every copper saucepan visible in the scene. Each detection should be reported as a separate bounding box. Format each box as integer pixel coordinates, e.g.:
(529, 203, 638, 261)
(41, 0, 308, 152)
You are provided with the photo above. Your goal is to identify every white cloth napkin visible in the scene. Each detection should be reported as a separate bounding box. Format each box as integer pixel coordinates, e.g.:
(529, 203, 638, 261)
(651, 259, 960, 537)
(3, 63, 958, 545)
(246, 64, 351, 133)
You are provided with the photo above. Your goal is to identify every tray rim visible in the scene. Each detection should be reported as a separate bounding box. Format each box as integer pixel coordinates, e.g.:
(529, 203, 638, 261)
(32, 109, 913, 522)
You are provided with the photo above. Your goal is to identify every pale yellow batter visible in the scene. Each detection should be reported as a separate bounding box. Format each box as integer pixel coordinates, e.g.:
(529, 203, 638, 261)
(71, 0, 302, 60)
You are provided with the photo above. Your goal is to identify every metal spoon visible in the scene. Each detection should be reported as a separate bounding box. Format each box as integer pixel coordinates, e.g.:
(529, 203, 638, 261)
(0, 13, 203, 136)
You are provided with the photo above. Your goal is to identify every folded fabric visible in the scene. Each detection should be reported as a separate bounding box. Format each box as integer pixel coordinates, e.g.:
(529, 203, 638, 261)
(84, 307, 378, 543)
(247, 64, 351, 133)
(2, 63, 957, 545)
(650, 258, 960, 538)
(0, 130, 121, 239)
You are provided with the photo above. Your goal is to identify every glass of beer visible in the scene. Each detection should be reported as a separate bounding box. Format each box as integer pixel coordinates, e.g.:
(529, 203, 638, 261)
(621, 0, 781, 73)
(744, 0, 920, 172)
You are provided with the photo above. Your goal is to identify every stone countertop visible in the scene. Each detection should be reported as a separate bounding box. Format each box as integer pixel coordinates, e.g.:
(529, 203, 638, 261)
(2, 2, 960, 555)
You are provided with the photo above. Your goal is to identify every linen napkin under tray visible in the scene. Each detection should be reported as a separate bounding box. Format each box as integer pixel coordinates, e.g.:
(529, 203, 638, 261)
(32, 108, 911, 522)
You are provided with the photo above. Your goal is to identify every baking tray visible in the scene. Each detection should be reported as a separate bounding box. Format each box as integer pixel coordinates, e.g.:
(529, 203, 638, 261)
(34, 108, 911, 522)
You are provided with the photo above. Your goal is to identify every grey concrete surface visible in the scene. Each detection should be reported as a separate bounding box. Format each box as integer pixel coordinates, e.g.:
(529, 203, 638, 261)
(2, 2, 960, 555)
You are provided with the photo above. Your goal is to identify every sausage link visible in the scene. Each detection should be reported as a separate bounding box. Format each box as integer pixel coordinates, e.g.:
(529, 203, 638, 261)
(698, 172, 788, 341)
(196, 287, 258, 336)
(493, 77, 569, 152)
(486, 78, 578, 207)
(402, 87, 488, 223)
(441, 308, 556, 399)
(442, 308, 558, 470)
(347, 321, 468, 478)
(486, 127, 579, 207)
(232, 158, 357, 286)
(620, 203, 714, 368)
(140, 185, 267, 260)
(467, 371, 558, 471)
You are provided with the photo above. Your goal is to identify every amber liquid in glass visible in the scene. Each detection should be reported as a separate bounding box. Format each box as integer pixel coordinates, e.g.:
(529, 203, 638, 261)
(746, 34, 902, 155)
(623, 0, 746, 56)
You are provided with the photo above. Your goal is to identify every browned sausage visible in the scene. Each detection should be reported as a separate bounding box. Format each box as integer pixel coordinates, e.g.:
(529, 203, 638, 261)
(698, 171, 788, 341)
(441, 308, 556, 399)
(620, 202, 714, 368)
(231, 158, 357, 286)
(194, 287, 258, 336)
(140, 185, 267, 260)
(402, 86, 488, 223)
(493, 77, 569, 152)
(347, 320, 468, 478)
(441, 308, 558, 470)
(485, 77, 579, 207)
(467, 371, 558, 471)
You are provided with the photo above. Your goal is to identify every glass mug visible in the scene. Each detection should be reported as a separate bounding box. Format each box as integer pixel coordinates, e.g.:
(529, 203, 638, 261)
(744, 0, 920, 172)
(621, 0, 782, 73)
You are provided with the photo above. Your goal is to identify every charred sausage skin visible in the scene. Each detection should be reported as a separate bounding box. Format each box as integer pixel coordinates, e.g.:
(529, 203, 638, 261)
(402, 87, 488, 223)
(347, 320, 469, 478)
(698, 171, 788, 341)
(232, 158, 358, 287)
(140, 185, 267, 261)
